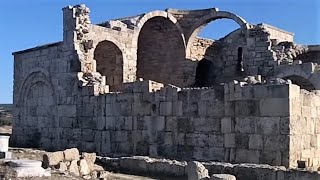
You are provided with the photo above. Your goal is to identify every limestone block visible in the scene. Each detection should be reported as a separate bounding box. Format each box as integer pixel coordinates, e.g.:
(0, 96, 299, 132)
(69, 160, 80, 176)
(81, 152, 96, 170)
(248, 135, 263, 150)
(42, 151, 64, 168)
(260, 150, 282, 166)
(259, 98, 290, 117)
(224, 134, 235, 148)
(256, 117, 280, 135)
(185, 133, 209, 147)
(235, 149, 260, 163)
(64, 148, 80, 161)
(160, 101, 173, 116)
(57, 105, 77, 117)
(221, 117, 233, 133)
(0, 151, 12, 159)
(79, 159, 90, 176)
(186, 161, 210, 180)
(165, 117, 177, 131)
(57, 162, 68, 172)
(210, 174, 236, 180)
(235, 100, 259, 116)
(235, 117, 256, 134)
(193, 117, 220, 133)
(172, 101, 183, 116)
(209, 134, 224, 148)
(105, 116, 115, 130)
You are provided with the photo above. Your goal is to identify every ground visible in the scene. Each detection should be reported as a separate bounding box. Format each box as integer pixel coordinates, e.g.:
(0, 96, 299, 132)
(0, 125, 156, 180)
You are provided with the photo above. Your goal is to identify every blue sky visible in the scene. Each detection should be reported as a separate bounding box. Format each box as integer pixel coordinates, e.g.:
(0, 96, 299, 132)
(0, 0, 319, 103)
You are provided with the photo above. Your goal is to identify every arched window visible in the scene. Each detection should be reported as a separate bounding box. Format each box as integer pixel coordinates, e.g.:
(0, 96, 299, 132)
(94, 40, 123, 91)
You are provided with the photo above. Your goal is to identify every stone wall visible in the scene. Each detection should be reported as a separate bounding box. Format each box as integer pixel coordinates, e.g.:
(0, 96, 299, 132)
(16, 79, 299, 168)
(289, 87, 320, 169)
(261, 23, 294, 42)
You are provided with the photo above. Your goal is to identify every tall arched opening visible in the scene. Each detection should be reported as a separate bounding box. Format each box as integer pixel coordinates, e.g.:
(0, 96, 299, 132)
(94, 40, 123, 91)
(137, 16, 186, 86)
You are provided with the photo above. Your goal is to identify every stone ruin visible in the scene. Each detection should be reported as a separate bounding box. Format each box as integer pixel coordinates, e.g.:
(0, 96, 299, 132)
(10, 3, 320, 174)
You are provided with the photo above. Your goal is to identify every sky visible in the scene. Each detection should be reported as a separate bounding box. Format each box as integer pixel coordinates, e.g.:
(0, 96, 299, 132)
(0, 0, 319, 104)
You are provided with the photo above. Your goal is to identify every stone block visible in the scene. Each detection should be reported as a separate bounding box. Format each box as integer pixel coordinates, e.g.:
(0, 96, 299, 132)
(260, 98, 290, 117)
(57, 105, 77, 117)
(69, 160, 80, 176)
(260, 150, 282, 166)
(165, 117, 177, 131)
(235, 149, 260, 163)
(57, 162, 68, 172)
(249, 135, 263, 150)
(160, 102, 172, 116)
(224, 134, 235, 148)
(64, 148, 80, 161)
(221, 117, 234, 133)
(186, 161, 209, 180)
(235, 100, 260, 116)
(79, 159, 90, 176)
(0, 151, 12, 159)
(235, 117, 256, 134)
(210, 174, 236, 180)
(256, 117, 280, 135)
(42, 151, 64, 168)
(177, 117, 194, 133)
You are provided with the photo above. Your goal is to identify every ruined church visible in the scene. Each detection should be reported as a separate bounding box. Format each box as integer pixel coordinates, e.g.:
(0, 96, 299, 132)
(12, 4, 320, 169)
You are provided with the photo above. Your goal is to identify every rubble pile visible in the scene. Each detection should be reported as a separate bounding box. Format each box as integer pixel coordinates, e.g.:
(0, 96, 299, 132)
(42, 148, 110, 179)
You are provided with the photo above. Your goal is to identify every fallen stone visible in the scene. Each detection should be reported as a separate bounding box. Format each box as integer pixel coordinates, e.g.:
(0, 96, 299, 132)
(64, 148, 80, 161)
(0, 151, 12, 159)
(98, 171, 111, 178)
(81, 152, 96, 170)
(210, 174, 236, 180)
(57, 162, 68, 172)
(42, 151, 64, 168)
(79, 159, 90, 176)
(83, 174, 91, 179)
(186, 161, 210, 180)
(92, 164, 104, 171)
(8, 160, 51, 178)
(91, 171, 98, 179)
(68, 160, 80, 176)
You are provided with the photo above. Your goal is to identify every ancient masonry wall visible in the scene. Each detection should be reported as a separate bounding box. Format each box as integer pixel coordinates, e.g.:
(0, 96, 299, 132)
(290, 88, 320, 169)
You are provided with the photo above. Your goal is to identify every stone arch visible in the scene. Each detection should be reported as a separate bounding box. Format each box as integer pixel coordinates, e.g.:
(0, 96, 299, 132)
(274, 66, 318, 91)
(185, 11, 249, 59)
(16, 70, 56, 148)
(136, 14, 187, 86)
(135, 10, 186, 48)
(283, 75, 316, 91)
(94, 40, 124, 91)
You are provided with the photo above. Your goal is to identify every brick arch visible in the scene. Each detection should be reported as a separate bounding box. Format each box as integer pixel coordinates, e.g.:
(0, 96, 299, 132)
(94, 40, 124, 91)
(185, 11, 249, 59)
(135, 10, 186, 48)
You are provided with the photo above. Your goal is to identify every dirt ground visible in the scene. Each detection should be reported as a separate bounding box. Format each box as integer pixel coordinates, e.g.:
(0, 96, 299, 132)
(0, 125, 156, 180)
(0, 148, 157, 180)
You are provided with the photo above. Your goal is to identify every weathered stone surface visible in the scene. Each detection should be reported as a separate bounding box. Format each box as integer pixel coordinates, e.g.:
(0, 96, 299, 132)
(68, 160, 80, 176)
(186, 161, 210, 180)
(64, 148, 80, 161)
(81, 152, 96, 170)
(210, 174, 236, 180)
(79, 159, 90, 176)
(42, 151, 64, 168)
(57, 162, 68, 172)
